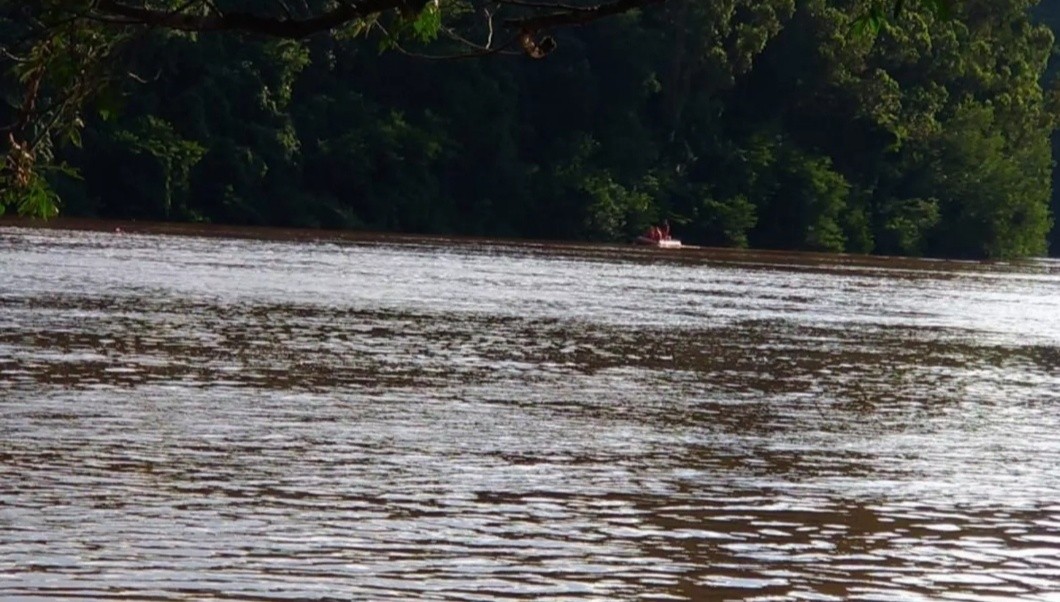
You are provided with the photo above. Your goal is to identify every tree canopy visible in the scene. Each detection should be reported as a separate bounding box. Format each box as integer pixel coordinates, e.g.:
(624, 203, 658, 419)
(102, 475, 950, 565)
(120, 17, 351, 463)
(1, 0, 1056, 258)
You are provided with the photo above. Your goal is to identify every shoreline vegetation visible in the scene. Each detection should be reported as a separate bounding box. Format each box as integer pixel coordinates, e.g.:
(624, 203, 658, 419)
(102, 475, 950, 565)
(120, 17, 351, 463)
(1, 1, 1059, 259)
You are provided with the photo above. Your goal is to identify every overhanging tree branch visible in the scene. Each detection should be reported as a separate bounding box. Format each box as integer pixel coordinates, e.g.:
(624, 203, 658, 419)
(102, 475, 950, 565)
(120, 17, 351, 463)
(87, 0, 667, 41)
(91, 0, 403, 38)
(503, 0, 664, 32)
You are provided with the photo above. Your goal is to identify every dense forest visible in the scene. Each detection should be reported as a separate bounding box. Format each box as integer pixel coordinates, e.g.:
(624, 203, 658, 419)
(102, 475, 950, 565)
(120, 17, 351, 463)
(2, 0, 1059, 258)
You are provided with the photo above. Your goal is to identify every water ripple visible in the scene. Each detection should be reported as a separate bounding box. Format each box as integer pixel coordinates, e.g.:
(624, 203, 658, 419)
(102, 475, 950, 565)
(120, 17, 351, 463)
(1, 225, 1058, 600)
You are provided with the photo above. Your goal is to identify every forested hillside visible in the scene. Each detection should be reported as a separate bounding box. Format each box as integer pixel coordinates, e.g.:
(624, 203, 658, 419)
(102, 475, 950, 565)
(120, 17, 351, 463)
(4, 0, 1059, 258)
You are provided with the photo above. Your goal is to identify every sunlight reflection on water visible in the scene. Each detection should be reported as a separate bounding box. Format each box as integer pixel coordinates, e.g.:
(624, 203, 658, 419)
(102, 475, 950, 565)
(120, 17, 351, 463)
(1, 225, 1058, 601)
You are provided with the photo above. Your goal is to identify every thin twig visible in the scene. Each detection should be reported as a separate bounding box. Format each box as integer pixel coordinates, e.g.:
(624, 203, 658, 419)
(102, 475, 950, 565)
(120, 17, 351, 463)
(376, 21, 520, 59)
(0, 47, 28, 63)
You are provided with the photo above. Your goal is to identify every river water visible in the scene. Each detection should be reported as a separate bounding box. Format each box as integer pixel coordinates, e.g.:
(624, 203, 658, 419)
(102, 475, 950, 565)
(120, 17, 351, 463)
(1, 224, 1058, 601)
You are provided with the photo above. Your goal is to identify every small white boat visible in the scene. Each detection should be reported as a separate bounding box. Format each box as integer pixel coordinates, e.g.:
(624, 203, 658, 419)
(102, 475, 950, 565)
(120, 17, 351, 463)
(635, 236, 682, 249)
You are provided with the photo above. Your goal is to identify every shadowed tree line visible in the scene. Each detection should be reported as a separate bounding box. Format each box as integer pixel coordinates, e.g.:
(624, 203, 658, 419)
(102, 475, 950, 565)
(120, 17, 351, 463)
(1, 0, 1058, 258)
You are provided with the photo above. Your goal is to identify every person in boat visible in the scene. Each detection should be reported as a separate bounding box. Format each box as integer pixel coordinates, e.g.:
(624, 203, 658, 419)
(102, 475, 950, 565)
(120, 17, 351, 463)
(641, 221, 671, 242)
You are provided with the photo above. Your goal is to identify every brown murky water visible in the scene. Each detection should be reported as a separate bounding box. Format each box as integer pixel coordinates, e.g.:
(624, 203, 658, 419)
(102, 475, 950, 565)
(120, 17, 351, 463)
(1, 224, 1059, 601)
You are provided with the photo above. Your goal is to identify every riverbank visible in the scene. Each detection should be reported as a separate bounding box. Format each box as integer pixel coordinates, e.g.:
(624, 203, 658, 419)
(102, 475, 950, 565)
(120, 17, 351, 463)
(0, 216, 1030, 275)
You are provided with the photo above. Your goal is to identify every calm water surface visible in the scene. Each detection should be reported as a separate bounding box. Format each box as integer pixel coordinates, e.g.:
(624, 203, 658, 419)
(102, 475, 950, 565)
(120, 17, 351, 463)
(1, 225, 1059, 601)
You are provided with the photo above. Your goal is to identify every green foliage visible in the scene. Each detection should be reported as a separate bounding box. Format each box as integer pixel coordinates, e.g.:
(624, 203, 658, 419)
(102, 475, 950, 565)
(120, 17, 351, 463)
(1032, 2, 1060, 255)
(701, 195, 758, 248)
(411, 4, 442, 43)
(795, 154, 851, 253)
(579, 172, 656, 240)
(110, 116, 206, 218)
(925, 100, 1052, 258)
(756, 145, 850, 253)
(880, 197, 941, 255)
(1, 0, 1056, 258)
(552, 135, 657, 240)
(0, 172, 61, 219)
(853, 0, 957, 36)
(17, 174, 62, 219)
